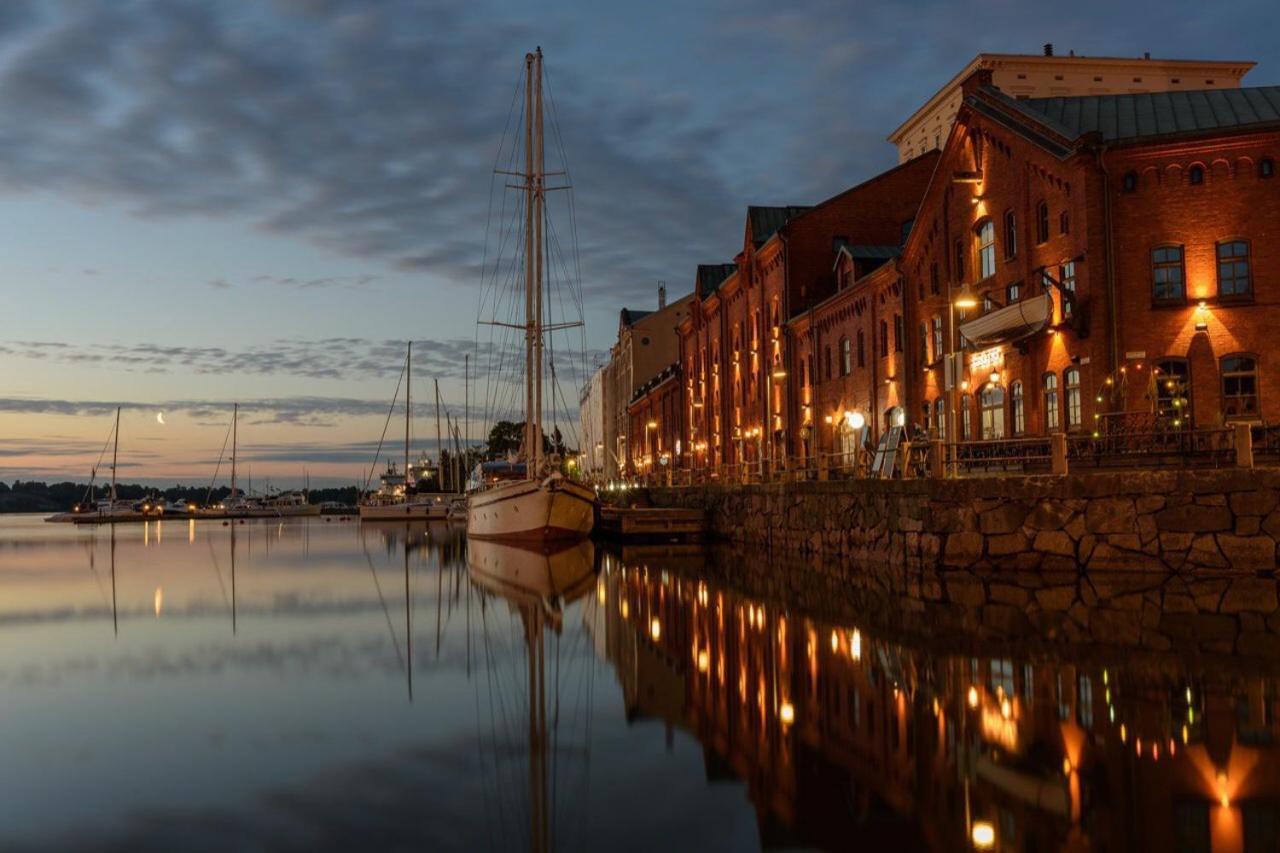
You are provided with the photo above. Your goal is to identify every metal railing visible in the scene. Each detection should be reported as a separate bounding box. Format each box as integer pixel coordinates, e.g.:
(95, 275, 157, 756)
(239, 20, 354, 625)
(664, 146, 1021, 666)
(1067, 427, 1235, 469)
(946, 436, 1054, 475)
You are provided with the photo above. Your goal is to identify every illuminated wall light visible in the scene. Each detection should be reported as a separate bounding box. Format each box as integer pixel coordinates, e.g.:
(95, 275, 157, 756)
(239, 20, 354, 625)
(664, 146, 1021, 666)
(971, 820, 995, 850)
(649, 618, 661, 641)
(850, 629, 862, 661)
(697, 650, 709, 673)
(1062, 757, 1073, 775)
(1000, 698, 1012, 719)
(1119, 723, 1127, 743)
(779, 701, 796, 726)
(967, 686, 979, 709)
(830, 630, 839, 653)
(1217, 771, 1230, 808)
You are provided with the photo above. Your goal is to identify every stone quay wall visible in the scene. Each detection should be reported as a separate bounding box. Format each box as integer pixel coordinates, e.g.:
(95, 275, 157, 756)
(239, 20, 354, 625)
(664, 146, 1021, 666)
(644, 468, 1280, 572)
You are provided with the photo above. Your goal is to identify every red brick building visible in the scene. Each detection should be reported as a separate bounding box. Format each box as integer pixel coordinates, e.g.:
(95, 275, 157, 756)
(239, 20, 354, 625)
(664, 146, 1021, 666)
(626, 363, 682, 479)
(642, 72, 1280, 476)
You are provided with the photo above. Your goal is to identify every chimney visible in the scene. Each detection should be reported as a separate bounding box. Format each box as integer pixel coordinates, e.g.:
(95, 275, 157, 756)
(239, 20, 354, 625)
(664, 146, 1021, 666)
(1043, 42, 1054, 57)
(658, 282, 666, 310)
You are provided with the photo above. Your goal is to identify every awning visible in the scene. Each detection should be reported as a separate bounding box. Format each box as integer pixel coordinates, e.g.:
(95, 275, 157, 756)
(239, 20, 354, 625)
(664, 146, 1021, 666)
(959, 292, 1052, 348)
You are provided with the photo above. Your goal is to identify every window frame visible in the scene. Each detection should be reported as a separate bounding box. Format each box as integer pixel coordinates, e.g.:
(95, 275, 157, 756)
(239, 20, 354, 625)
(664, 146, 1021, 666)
(980, 384, 1006, 440)
(1154, 357, 1191, 426)
(1220, 353, 1260, 421)
(1036, 201, 1050, 245)
(878, 320, 889, 359)
(1011, 381, 1025, 435)
(976, 219, 996, 280)
(1189, 164, 1204, 185)
(1151, 244, 1187, 304)
(1043, 373, 1060, 433)
(1059, 261, 1077, 319)
(839, 337, 852, 376)
(1002, 209, 1017, 260)
(1216, 239, 1252, 300)
(1064, 367, 1082, 431)
(931, 317, 943, 364)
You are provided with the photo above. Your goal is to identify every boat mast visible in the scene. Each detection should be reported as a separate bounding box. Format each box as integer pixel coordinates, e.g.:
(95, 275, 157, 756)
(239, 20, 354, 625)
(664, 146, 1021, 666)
(533, 47, 545, 481)
(405, 342, 411, 496)
(523, 50, 536, 480)
(110, 406, 120, 502)
(434, 378, 443, 490)
(464, 353, 469, 486)
(230, 403, 238, 500)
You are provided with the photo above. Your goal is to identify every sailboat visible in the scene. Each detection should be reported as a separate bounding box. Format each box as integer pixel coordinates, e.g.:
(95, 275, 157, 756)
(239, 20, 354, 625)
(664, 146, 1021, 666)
(204, 404, 319, 518)
(467, 48, 596, 542)
(59, 407, 138, 523)
(360, 342, 451, 521)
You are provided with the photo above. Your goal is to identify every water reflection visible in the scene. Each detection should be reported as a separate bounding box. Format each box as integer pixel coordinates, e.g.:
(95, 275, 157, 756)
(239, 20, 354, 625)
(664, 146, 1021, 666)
(4, 516, 1280, 850)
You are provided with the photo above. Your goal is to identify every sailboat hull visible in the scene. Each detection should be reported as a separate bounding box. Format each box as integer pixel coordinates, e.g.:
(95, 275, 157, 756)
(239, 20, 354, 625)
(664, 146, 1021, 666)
(466, 477, 595, 542)
(359, 501, 448, 521)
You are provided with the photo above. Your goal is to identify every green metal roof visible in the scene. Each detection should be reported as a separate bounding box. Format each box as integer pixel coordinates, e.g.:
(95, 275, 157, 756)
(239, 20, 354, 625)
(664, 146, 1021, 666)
(748, 205, 811, 245)
(1003, 85, 1280, 144)
(695, 263, 737, 298)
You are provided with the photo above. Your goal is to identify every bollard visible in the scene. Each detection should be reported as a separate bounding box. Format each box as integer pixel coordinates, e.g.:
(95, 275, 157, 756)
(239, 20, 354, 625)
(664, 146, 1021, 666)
(928, 441, 944, 479)
(1236, 422, 1254, 468)
(1051, 433, 1068, 475)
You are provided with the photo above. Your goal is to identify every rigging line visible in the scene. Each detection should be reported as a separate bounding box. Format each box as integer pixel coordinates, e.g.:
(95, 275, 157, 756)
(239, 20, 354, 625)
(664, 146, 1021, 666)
(361, 536, 407, 679)
(542, 66, 589, 372)
(361, 350, 408, 495)
(203, 415, 234, 508)
(83, 418, 117, 505)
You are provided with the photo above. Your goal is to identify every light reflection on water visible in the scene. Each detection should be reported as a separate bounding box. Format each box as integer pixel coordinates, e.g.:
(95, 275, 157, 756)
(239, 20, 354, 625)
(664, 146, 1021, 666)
(4, 515, 1280, 850)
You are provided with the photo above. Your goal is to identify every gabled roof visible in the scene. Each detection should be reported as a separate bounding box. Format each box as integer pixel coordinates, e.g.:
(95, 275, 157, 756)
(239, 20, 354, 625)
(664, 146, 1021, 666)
(748, 205, 811, 246)
(619, 308, 652, 327)
(695, 263, 737, 298)
(1002, 85, 1280, 145)
(834, 242, 902, 261)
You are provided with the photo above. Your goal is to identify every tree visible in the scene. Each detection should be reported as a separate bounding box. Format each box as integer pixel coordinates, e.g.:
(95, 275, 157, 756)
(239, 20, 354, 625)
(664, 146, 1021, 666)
(486, 421, 523, 459)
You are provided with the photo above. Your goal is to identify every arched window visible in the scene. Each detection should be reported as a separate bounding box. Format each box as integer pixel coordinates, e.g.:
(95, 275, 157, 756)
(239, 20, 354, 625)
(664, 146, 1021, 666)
(1221, 354, 1259, 420)
(1003, 210, 1017, 259)
(976, 220, 996, 279)
(1262, 158, 1275, 178)
(1036, 201, 1050, 244)
(1217, 240, 1252, 298)
(1152, 245, 1186, 302)
(1189, 165, 1204, 185)
(1154, 358, 1190, 426)
(1011, 382, 1025, 435)
(855, 331, 865, 368)
(839, 337, 852, 376)
(1043, 373, 1060, 432)
(980, 385, 1006, 439)
(1064, 368, 1082, 430)
(934, 399, 946, 441)
(961, 394, 972, 439)
(1122, 171, 1138, 192)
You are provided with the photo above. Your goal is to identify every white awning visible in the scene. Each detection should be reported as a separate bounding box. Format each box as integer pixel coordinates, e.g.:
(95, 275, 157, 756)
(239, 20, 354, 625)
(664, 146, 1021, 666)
(959, 292, 1052, 348)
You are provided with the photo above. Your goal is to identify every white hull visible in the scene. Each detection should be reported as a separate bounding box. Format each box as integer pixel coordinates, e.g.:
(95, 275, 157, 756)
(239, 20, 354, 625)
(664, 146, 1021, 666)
(467, 538, 596, 612)
(466, 476, 595, 542)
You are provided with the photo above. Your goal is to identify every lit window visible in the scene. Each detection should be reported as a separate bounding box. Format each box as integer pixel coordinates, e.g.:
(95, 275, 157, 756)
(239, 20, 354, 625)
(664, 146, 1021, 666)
(934, 399, 946, 441)
(1058, 261, 1077, 318)
(1003, 210, 1017, 259)
(1011, 382, 1025, 435)
(1043, 373, 1060, 432)
(1036, 201, 1049, 244)
(932, 317, 943, 362)
(1152, 246, 1186, 302)
(1065, 368, 1082, 430)
(919, 322, 930, 364)
(1007, 281, 1021, 303)
(1155, 358, 1190, 425)
(1217, 240, 1252, 298)
(1077, 676, 1094, 728)
(961, 394, 972, 439)
(1189, 165, 1204, 185)
(980, 385, 1005, 439)
(840, 338, 851, 376)
(977, 221, 996, 279)
(1221, 354, 1259, 420)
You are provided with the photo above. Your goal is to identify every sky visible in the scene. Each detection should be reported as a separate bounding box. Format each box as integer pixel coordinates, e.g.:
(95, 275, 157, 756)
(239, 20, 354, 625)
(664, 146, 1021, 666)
(1, 0, 1278, 487)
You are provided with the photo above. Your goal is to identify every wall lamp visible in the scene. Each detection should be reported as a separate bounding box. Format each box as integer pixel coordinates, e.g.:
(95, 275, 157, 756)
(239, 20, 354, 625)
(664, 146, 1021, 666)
(1195, 301, 1210, 332)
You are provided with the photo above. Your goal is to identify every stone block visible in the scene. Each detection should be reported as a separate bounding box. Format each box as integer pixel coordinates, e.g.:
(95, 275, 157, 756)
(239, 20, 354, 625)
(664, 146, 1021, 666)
(1026, 501, 1072, 531)
(1215, 534, 1277, 571)
(1135, 494, 1166, 514)
(1197, 494, 1228, 506)
(943, 532, 984, 567)
(979, 502, 1028, 535)
(1085, 497, 1136, 534)
(1236, 516, 1262, 536)
(1157, 504, 1232, 534)
(1231, 490, 1279, 518)
(988, 532, 1028, 557)
(1220, 578, 1279, 613)
(946, 576, 987, 606)
(1159, 531, 1195, 553)
(1033, 530, 1075, 557)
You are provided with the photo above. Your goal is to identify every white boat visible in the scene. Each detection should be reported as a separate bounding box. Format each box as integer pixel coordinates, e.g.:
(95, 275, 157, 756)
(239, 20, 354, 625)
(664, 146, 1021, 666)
(467, 537, 596, 614)
(466, 48, 596, 543)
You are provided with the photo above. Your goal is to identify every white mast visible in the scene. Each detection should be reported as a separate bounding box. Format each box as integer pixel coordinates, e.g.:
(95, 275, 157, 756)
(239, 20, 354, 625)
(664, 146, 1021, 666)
(110, 406, 120, 502)
(533, 46, 545, 480)
(230, 403, 238, 500)
(434, 378, 444, 490)
(405, 342, 412, 496)
(523, 50, 536, 480)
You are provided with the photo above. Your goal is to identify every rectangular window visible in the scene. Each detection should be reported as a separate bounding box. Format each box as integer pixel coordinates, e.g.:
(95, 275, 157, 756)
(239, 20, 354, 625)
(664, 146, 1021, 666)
(840, 338, 852, 376)
(878, 321, 888, 358)
(1003, 210, 1017, 259)
(1007, 281, 1021, 303)
(932, 317, 943, 362)
(1059, 261, 1076, 318)
(1036, 202, 1049, 244)
(1152, 246, 1186, 302)
(1044, 374, 1060, 432)
(934, 399, 946, 441)
(961, 394, 972, 439)
(893, 314, 903, 353)
(920, 322, 930, 364)
(1065, 368, 1082, 429)
(980, 386, 1006, 439)
(1012, 382, 1025, 435)
(1155, 358, 1191, 425)
(977, 221, 996, 279)
(955, 238, 965, 281)
(1221, 355, 1259, 419)
(1217, 240, 1252, 298)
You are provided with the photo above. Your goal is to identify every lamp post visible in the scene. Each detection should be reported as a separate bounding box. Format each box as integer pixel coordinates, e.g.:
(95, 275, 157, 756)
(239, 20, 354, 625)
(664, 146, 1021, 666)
(948, 282, 978, 476)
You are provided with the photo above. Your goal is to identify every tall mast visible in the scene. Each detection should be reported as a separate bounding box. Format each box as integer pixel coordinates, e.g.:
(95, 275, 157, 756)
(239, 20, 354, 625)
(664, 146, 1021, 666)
(230, 403, 238, 500)
(464, 353, 469, 486)
(532, 47, 545, 480)
(523, 50, 536, 480)
(405, 342, 411, 496)
(110, 406, 120, 502)
(434, 378, 444, 491)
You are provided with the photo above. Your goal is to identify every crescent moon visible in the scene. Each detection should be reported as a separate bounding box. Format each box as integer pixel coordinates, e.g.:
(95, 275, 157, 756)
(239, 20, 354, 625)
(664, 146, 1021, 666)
(156, 412, 166, 425)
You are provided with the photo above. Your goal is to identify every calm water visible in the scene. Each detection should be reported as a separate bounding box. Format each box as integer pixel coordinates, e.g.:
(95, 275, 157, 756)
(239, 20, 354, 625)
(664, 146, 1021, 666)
(2, 514, 1279, 851)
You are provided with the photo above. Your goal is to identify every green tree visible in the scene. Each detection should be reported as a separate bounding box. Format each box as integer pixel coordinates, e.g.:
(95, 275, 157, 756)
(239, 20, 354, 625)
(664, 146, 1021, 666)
(486, 421, 524, 459)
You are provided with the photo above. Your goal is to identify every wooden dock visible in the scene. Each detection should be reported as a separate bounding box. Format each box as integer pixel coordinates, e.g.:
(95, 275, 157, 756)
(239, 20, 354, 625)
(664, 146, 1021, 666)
(597, 506, 706, 540)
